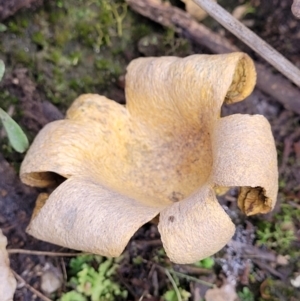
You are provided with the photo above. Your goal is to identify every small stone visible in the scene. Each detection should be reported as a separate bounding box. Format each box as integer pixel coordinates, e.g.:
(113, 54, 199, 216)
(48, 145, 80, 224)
(205, 282, 238, 301)
(41, 268, 63, 294)
(291, 274, 300, 288)
(276, 255, 289, 266)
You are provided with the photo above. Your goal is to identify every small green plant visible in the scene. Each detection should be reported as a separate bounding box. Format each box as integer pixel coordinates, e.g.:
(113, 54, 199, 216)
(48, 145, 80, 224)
(162, 28, 191, 56)
(238, 287, 255, 301)
(256, 197, 300, 254)
(278, 203, 300, 221)
(60, 255, 127, 301)
(152, 247, 167, 264)
(163, 269, 191, 301)
(163, 287, 191, 301)
(0, 60, 29, 153)
(73, 0, 127, 52)
(256, 202, 298, 253)
(256, 221, 295, 252)
(194, 257, 215, 269)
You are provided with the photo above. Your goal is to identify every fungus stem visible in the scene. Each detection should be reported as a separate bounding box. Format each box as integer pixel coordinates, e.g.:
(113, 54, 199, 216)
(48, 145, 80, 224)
(165, 269, 183, 301)
(193, 0, 300, 88)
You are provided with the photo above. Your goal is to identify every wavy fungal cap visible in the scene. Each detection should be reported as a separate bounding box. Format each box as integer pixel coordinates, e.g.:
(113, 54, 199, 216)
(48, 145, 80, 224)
(20, 52, 278, 264)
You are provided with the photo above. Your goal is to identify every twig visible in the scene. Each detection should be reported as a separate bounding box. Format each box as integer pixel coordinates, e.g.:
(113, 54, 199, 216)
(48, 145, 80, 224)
(193, 0, 300, 88)
(279, 128, 300, 174)
(252, 259, 284, 280)
(169, 269, 215, 287)
(60, 257, 67, 282)
(152, 269, 159, 297)
(12, 270, 52, 301)
(8, 249, 91, 257)
(165, 269, 183, 301)
(135, 239, 162, 249)
(287, 201, 300, 209)
(228, 240, 276, 262)
(143, 259, 215, 287)
(176, 264, 212, 275)
(117, 273, 138, 298)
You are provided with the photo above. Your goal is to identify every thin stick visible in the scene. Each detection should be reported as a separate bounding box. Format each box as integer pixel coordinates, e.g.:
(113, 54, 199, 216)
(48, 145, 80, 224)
(193, 0, 300, 88)
(60, 257, 68, 282)
(169, 269, 215, 287)
(12, 270, 52, 301)
(143, 259, 215, 287)
(165, 269, 182, 301)
(8, 249, 91, 257)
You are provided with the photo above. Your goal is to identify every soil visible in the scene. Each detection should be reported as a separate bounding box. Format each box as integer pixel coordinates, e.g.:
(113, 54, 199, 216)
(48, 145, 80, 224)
(0, 0, 300, 300)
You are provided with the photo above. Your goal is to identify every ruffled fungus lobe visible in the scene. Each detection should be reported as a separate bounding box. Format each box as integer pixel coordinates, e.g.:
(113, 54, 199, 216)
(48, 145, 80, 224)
(20, 52, 278, 264)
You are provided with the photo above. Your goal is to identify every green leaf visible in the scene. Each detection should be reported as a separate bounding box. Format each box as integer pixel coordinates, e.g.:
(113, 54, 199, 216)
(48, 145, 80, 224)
(60, 291, 87, 301)
(194, 257, 215, 269)
(0, 60, 5, 82)
(164, 290, 177, 301)
(0, 24, 7, 32)
(0, 108, 29, 153)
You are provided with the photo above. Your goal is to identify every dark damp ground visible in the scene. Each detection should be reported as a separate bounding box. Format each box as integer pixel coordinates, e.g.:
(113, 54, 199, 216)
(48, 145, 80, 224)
(0, 0, 300, 300)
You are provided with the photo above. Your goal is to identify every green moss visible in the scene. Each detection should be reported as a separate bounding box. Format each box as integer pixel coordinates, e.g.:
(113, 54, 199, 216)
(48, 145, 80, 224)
(255, 200, 299, 253)
(0, 90, 19, 111)
(46, 49, 63, 65)
(32, 31, 47, 48)
(7, 21, 24, 34)
(13, 49, 33, 66)
(0, 0, 160, 111)
(130, 14, 154, 40)
(69, 51, 82, 66)
(162, 28, 192, 56)
(95, 58, 121, 76)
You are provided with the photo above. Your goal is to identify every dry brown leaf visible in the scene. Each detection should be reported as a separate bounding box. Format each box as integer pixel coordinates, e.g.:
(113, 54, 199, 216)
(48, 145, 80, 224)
(205, 283, 238, 301)
(41, 264, 63, 294)
(232, 4, 249, 20)
(20, 52, 278, 264)
(0, 230, 16, 301)
(292, 0, 300, 18)
(181, 0, 216, 21)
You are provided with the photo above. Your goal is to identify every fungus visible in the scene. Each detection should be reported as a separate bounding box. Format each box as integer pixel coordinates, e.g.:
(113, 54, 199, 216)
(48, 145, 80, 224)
(20, 52, 278, 264)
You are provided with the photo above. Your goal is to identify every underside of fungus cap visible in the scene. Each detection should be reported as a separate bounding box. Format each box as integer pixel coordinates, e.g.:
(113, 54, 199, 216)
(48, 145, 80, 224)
(210, 114, 278, 215)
